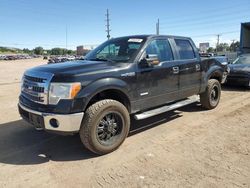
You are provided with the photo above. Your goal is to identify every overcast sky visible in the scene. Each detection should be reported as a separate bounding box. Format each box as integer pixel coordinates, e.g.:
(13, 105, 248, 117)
(0, 0, 249, 49)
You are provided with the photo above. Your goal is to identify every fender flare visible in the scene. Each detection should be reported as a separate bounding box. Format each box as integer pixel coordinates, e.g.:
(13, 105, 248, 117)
(77, 78, 131, 111)
(200, 65, 224, 93)
(204, 65, 224, 83)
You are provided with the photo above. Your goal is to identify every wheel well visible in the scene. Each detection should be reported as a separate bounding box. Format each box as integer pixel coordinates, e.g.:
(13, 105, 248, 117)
(209, 71, 222, 82)
(86, 89, 131, 112)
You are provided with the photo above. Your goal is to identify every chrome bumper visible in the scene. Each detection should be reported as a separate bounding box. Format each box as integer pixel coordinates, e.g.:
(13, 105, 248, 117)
(222, 67, 230, 84)
(19, 103, 84, 133)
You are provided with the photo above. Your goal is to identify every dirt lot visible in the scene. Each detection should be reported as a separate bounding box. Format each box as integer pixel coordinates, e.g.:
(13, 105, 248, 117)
(0, 59, 250, 188)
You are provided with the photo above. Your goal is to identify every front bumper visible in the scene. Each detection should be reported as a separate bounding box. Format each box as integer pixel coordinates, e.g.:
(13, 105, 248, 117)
(18, 103, 84, 134)
(221, 66, 230, 84)
(221, 72, 228, 84)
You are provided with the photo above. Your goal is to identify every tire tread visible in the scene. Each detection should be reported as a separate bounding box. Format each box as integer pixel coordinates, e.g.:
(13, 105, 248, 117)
(80, 99, 129, 154)
(200, 79, 221, 110)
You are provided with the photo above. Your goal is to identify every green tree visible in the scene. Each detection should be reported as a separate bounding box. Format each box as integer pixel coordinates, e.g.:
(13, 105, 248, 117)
(66, 49, 75, 55)
(51, 48, 64, 55)
(207, 47, 215, 53)
(50, 48, 75, 55)
(33, 47, 44, 55)
(229, 41, 240, 52)
(216, 43, 229, 52)
(23, 48, 31, 54)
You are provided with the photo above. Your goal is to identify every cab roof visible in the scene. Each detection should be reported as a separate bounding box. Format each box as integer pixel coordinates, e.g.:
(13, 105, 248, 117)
(112, 34, 192, 41)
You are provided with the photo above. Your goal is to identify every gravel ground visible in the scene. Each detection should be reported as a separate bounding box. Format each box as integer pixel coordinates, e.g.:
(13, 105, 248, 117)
(0, 59, 250, 188)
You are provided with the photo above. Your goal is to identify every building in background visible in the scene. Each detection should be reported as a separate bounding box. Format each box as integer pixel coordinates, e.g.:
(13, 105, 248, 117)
(199, 42, 210, 53)
(76, 46, 90, 56)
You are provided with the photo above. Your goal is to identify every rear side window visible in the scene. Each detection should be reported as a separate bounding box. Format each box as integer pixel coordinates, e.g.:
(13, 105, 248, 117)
(146, 39, 174, 62)
(175, 39, 196, 60)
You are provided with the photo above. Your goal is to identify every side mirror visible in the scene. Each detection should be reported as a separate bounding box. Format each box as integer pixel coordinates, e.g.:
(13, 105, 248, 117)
(146, 54, 160, 66)
(221, 62, 228, 66)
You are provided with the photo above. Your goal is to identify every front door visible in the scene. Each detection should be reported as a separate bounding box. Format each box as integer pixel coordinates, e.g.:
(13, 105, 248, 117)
(136, 38, 179, 111)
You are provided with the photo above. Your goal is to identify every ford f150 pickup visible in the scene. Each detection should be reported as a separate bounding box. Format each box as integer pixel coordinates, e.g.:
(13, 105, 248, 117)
(18, 35, 228, 154)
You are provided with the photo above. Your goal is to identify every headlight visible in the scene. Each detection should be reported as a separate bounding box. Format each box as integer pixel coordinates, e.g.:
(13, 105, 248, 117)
(49, 82, 81, 105)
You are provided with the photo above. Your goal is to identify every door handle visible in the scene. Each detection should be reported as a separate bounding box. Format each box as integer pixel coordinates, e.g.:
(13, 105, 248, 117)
(195, 64, 201, 71)
(173, 66, 179, 74)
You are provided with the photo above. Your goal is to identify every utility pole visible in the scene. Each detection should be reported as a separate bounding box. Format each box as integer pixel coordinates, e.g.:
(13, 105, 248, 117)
(231, 39, 236, 52)
(156, 18, 160, 35)
(66, 25, 68, 50)
(105, 9, 111, 40)
(216, 34, 221, 53)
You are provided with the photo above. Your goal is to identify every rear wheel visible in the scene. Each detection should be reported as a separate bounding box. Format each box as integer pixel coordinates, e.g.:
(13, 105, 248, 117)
(80, 99, 130, 155)
(200, 79, 221, 110)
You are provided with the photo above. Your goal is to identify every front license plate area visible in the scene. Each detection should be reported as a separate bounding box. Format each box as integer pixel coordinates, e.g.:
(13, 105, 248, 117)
(29, 113, 44, 129)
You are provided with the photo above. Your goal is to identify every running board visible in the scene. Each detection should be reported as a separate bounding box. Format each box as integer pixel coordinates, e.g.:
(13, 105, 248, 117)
(134, 95, 200, 120)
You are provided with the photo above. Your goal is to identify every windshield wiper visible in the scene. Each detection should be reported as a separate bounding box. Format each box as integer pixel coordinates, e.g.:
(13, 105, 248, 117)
(86, 57, 114, 63)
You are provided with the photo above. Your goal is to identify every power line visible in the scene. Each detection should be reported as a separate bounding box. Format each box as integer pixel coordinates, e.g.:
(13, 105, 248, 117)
(160, 12, 249, 28)
(160, 19, 243, 33)
(160, 15, 249, 31)
(105, 9, 111, 40)
(160, 3, 250, 24)
(191, 30, 240, 38)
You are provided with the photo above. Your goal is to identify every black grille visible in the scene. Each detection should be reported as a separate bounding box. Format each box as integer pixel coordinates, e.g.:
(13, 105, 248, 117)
(21, 74, 47, 104)
(23, 82, 45, 93)
(22, 92, 44, 103)
(24, 75, 46, 83)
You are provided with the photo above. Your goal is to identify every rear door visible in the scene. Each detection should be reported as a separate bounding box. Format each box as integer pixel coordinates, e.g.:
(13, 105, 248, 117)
(173, 38, 201, 98)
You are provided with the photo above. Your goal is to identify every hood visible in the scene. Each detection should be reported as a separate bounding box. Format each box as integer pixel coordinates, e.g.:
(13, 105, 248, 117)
(29, 60, 121, 76)
(229, 64, 250, 74)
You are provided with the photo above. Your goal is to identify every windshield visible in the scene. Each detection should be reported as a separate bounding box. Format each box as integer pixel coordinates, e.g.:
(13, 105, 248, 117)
(214, 57, 228, 63)
(233, 54, 250, 64)
(85, 37, 146, 63)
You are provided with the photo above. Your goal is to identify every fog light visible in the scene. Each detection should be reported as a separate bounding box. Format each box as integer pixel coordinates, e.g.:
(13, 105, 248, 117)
(49, 118, 59, 128)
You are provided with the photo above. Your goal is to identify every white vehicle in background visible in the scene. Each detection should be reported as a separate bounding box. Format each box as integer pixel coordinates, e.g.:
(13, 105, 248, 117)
(0, 55, 6, 60)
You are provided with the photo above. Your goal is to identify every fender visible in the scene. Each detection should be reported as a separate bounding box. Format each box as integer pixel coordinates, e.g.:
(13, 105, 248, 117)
(200, 64, 224, 93)
(76, 78, 131, 111)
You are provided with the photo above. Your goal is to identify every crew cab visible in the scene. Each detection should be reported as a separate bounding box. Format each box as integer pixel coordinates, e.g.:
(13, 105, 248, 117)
(18, 35, 228, 154)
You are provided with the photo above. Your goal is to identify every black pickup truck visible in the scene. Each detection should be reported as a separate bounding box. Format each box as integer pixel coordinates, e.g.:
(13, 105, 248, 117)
(18, 35, 228, 154)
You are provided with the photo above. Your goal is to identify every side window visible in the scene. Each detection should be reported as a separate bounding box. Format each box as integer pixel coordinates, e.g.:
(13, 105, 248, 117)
(175, 39, 196, 60)
(146, 39, 173, 62)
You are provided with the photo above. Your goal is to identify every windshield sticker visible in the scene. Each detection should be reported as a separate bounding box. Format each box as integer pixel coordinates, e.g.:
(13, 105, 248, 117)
(128, 38, 143, 43)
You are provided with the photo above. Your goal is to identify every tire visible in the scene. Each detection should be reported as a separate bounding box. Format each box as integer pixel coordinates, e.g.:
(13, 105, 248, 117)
(79, 99, 130, 155)
(200, 79, 221, 110)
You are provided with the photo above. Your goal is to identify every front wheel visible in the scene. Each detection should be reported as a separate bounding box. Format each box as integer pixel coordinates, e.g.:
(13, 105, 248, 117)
(200, 79, 221, 110)
(79, 99, 130, 155)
